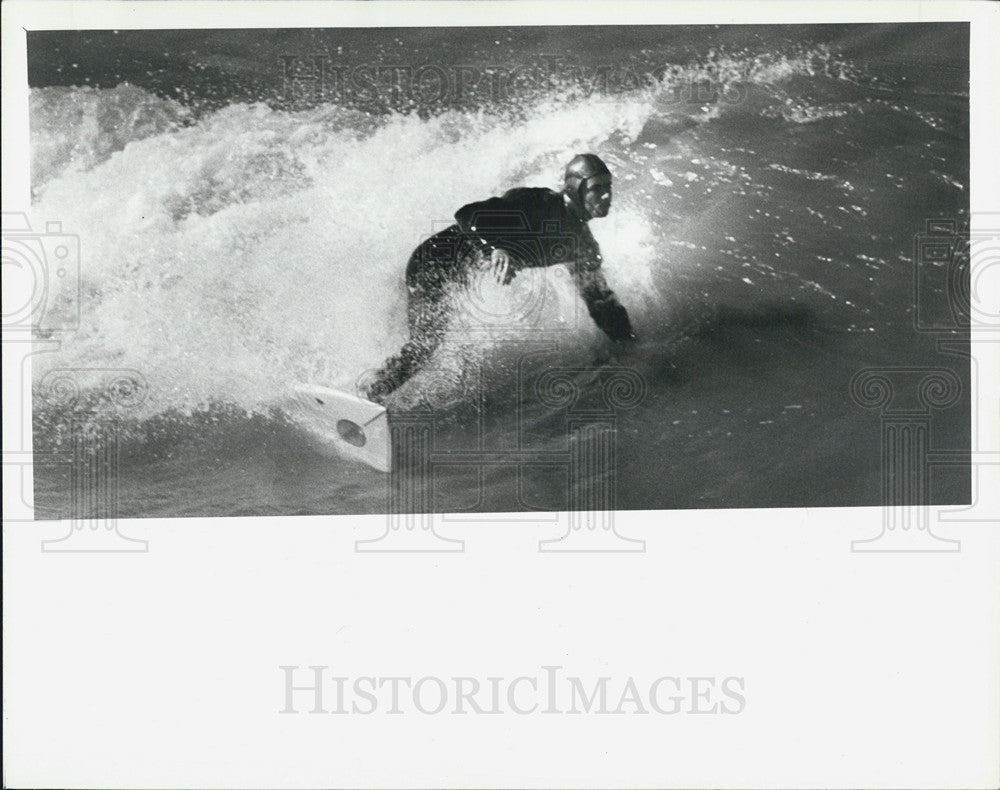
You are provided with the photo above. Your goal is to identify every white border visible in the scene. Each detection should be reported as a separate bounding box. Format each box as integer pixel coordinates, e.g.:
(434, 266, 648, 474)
(3, 2, 999, 789)
(0, 0, 996, 28)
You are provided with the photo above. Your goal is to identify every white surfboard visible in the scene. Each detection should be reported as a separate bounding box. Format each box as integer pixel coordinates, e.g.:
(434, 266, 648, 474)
(286, 383, 391, 473)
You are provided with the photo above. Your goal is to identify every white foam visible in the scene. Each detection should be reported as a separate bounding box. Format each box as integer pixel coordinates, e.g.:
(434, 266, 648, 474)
(30, 89, 658, 416)
(29, 47, 844, 416)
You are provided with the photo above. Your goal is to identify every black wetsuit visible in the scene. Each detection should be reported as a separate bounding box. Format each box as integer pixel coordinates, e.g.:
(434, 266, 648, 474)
(366, 187, 634, 402)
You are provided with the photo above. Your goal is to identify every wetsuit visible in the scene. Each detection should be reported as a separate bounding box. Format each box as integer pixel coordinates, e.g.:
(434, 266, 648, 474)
(365, 187, 634, 402)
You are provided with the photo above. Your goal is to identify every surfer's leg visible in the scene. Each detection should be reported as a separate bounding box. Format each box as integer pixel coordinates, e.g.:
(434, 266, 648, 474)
(363, 284, 449, 403)
(362, 345, 426, 403)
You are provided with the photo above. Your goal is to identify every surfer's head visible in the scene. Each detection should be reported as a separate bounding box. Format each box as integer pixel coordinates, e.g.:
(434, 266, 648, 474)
(563, 153, 613, 219)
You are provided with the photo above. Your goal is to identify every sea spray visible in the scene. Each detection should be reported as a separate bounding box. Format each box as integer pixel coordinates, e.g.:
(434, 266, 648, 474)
(29, 45, 873, 422)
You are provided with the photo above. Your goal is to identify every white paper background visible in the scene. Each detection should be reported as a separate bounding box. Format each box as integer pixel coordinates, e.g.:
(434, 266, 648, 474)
(3, 2, 999, 788)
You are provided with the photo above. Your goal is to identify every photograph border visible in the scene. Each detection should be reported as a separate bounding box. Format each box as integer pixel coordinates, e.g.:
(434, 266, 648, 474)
(3, 2, 998, 789)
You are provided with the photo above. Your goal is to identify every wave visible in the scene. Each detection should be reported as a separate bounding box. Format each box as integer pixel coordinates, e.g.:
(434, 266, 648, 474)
(28, 44, 873, 425)
(30, 84, 192, 189)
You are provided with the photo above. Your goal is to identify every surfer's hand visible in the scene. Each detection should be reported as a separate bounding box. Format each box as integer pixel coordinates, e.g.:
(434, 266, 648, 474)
(490, 248, 514, 284)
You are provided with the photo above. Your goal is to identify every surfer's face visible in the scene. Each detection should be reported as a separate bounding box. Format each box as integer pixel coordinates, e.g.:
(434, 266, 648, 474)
(582, 177, 612, 219)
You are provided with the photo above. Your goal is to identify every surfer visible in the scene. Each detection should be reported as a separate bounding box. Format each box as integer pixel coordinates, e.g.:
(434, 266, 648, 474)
(362, 153, 636, 404)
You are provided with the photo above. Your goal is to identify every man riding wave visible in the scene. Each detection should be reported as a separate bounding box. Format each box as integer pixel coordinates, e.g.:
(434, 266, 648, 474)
(362, 153, 635, 404)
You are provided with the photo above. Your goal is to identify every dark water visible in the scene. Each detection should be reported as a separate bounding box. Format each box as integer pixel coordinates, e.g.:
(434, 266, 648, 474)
(27, 24, 970, 517)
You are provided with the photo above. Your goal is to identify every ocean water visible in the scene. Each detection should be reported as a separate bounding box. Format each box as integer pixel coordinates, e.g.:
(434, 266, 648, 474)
(26, 24, 970, 517)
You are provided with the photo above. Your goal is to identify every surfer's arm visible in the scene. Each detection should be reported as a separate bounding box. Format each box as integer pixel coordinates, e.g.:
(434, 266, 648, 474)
(453, 197, 511, 284)
(572, 244, 636, 342)
(455, 195, 504, 253)
(453, 187, 544, 259)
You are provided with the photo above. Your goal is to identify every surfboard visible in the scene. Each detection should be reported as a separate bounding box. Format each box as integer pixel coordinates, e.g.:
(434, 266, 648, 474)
(286, 383, 391, 473)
